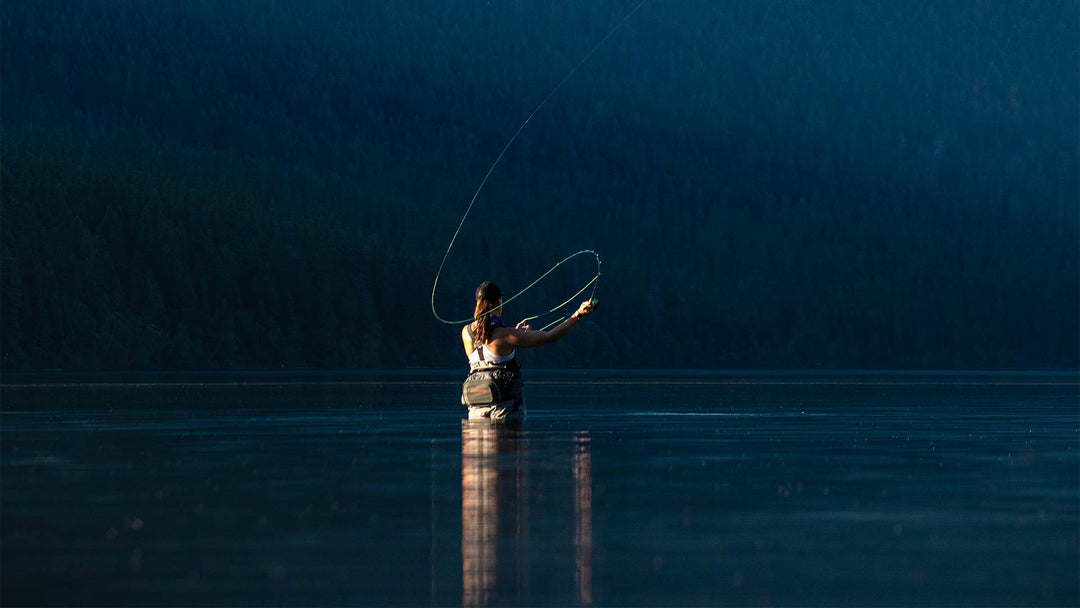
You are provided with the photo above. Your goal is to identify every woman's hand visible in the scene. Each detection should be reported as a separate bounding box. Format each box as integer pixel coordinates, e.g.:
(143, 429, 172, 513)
(515, 319, 531, 331)
(572, 299, 596, 320)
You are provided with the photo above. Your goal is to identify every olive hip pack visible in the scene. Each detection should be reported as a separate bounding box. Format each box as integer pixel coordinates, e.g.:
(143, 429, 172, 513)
(462, 366, 523, 407)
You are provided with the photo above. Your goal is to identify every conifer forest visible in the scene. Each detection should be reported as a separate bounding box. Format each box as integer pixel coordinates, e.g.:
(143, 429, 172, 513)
(2, 1, 1077, 371)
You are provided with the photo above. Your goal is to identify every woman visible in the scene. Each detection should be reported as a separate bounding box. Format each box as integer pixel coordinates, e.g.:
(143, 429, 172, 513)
(461, 282, 596, 420)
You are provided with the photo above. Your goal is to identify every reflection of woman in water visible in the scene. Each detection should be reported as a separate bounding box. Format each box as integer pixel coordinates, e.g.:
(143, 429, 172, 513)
(461, 420, 593, 607)
(461, 282, 596, 420)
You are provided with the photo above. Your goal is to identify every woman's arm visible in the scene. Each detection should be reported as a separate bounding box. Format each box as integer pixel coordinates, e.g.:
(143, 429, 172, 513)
(496, 300, 596, 349)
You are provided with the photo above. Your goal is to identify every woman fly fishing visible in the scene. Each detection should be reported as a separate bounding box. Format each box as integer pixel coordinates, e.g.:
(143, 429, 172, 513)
(461, 282, 596, 420)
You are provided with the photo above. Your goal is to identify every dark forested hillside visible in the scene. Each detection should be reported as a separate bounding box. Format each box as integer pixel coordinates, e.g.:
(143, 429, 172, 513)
(2, 0, 1077, 370)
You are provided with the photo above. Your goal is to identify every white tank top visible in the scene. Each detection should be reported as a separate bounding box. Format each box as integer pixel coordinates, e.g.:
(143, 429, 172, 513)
(467, 326, 515, 364)
(468, 342, 515, 364)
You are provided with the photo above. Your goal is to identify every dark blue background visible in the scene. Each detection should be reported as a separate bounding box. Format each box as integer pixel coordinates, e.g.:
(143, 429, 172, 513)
(2, 1, 1077, 370)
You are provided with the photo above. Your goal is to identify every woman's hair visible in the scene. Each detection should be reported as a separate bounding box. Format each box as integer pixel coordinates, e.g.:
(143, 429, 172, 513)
(472, 282, 502, 346)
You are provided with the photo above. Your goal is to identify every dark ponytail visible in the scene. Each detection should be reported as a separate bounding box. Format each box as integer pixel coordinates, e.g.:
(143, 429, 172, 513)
(472, 282, 502, 346)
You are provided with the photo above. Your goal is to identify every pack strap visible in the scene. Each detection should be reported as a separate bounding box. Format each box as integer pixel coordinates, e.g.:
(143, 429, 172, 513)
(466, 324, 485, 361)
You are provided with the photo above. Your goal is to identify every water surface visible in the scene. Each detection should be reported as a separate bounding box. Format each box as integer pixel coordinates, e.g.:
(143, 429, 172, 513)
(2, 371, 1077, 606)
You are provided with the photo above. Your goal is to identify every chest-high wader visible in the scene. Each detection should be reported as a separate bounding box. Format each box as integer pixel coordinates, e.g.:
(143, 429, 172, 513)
(462, 330, 523, 408)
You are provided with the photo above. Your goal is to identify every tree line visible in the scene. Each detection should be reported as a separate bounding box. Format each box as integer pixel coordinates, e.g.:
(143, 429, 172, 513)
(2, 0, 1076, 370)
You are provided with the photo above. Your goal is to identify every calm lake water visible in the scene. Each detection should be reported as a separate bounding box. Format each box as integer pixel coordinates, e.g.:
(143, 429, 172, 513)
(2, 371, 1077, 607)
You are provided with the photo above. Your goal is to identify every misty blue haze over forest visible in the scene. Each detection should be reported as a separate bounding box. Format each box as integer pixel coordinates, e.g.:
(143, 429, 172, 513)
(2, 0, 1077, 371)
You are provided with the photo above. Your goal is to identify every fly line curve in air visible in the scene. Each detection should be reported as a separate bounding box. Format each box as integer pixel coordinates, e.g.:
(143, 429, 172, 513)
(430, 0, 647, 330)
